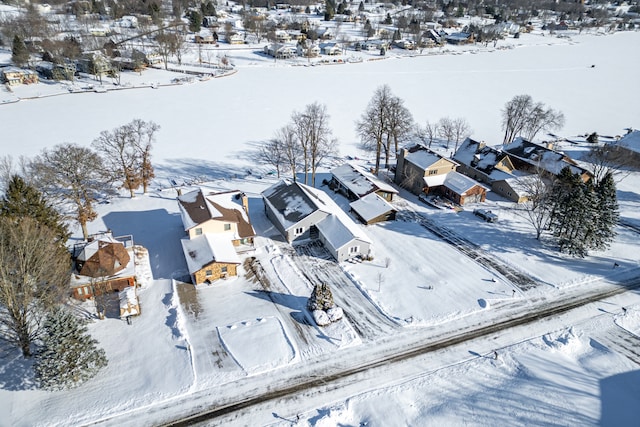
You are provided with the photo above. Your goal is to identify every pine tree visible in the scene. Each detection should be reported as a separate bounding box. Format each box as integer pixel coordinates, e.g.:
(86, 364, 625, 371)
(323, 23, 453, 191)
(308, 283, 335, 311)
(593, 172, 619, 250)
(189, 10, 202, 33)
(549, 167, 590, 257)
(12, 35, 29, 67)
(0, 175, 69, 243)
(34, 308, 108, 391)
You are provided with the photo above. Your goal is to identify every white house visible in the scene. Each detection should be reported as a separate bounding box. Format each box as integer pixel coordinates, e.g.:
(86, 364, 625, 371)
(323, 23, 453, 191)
(262, 180, 372, 262)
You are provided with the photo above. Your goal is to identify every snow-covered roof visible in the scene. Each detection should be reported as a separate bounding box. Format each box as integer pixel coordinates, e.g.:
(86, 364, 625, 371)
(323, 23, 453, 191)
(424, 171, 487, 195)
(119, 287, 139, 316)
(350, 193, 396, 222)
(331, 163, 398, 198)
(317, 212, 371, 253)
(404, 144, 458, 170)
(612, 130, 640, 154)
(177, 188, 255, 237)
(262, 180, 332, 230)
(503, 137, 589, 177)
(444, 171, 487, 195)
(181, 234, 240, 274)
(499, 174, 540, 197)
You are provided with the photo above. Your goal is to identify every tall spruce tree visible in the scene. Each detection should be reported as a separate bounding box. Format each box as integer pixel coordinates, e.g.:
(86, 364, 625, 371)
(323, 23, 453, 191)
(593, 172, 619, 250)
(0, 175, 69, 243)
(12, 35, 29, 67)
(549, 167, 590, 257)
(34, 307, 108, 390)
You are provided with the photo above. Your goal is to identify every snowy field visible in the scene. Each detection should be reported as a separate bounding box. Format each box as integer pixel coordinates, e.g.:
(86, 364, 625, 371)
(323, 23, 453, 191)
(1, 30, 640, 427)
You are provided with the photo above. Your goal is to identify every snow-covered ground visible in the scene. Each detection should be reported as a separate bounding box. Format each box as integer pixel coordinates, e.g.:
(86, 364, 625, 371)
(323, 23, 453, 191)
(0, 30, 640, 427)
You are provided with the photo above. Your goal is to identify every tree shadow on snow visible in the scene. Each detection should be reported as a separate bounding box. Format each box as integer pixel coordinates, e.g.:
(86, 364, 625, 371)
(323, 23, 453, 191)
(154, 158, 249, 188)
(103, 209, 186, 280)
(0, 343, 37, 391)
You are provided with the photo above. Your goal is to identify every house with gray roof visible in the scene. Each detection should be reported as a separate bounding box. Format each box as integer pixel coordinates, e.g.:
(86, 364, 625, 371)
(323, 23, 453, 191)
(330, 163, 398, 202)
(424, 171, 489, 205)
(608, 129, 640, 166)
(262, 180, 372, 262)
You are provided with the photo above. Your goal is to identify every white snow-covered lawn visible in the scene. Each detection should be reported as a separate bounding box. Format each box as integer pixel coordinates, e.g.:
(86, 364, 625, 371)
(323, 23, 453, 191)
(0, 30, 640, 427)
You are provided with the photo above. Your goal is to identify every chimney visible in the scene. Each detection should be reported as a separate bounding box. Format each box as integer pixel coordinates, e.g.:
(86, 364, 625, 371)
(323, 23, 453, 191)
(241, 193, 249, 214)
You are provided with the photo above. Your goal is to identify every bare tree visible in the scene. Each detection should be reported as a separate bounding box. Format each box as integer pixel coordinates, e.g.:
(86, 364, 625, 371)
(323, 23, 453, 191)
(356, 85, 413, 174)
(511, 171, 554, 240)
(29, 143, 112, 240)
(253, 138, 286, 179)
(356, 85, 390, 175)
(0, 217, 71, 357)
(93, 120, 159, 197)
(437, 117, 455, 149)
(583, 143, 633, 185)
(415, 120, 439, 148)
(451, 117, 472, 152)
(128, 120, 159, 194)
(291, 102, 336, 186)
(279, 125, 302, 182)
(502, 94, 565, 144)
(384, 95, 414, 169)
(155, 29, 184, 69)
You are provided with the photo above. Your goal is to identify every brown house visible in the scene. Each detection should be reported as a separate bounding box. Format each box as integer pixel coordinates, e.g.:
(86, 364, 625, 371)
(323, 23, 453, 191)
(70, 234, 136, 300)
(395, 144, 459, 194)
(423, 171, 488, 205)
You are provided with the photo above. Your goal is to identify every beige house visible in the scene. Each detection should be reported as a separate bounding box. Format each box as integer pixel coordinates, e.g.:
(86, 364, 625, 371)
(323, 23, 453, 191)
(394, 144, 458, 194)
(177, 188, 255, 285)
(181, 234, 240, 285)
(177, 188, 255, 250)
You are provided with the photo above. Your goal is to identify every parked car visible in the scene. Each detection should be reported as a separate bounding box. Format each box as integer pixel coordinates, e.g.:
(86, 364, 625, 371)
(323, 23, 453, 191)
(473, 208, 498, 223)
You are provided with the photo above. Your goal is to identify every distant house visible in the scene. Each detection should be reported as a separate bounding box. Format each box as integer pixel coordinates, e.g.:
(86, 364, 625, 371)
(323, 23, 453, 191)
(608, 129, 640, 166)
(226, 32, 244, 44)
(177, 188, 255, 251)
(423, 171, 488, 205)
(1, 67, 38, 85)
(296, 40, 320, 57)
(393, 39, 415, 50)
(350, 192, 397, 225)
(70, 233, 137, 301)
(491, 175, 539, 204)
(330, 163, 398, 202)
(262, 180, 372, 262)
(181, 234, 241, 285)
(502, 137, 592, 182)
(445, 32, 473, 44)
(319, 42, 342, 55)
(264, 43, 296, 58)
(394, 143, 458, 194)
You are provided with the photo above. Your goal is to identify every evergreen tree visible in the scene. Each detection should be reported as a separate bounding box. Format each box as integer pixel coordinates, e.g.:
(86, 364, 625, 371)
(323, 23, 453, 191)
(12, 35, 29, 67)
(593, 172, 619, 250)
(549, 167, 590, 257)
(189, 10, 202, 33)
(0, 175, 69, 243)
(358, 1, 365, 12)
(34, 307, 108, 390)
(324, 0, 336, 20)
(308, 283, 335, 311)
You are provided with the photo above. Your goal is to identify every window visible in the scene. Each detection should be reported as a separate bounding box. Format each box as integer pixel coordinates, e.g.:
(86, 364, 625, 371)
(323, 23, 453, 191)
(349, 246, 359, 254)
(195, 228, 203, 236)
(77, 287, 84, 296)
(428, 169, 438, 175)
(221, 266, 228, 273)
(224, 223, 231, 231)
(294, 227, 304, 235)
(205, 269, 213, 276)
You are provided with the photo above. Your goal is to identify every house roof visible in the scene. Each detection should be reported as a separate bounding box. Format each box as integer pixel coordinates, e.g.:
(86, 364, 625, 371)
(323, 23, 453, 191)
(502, 137, 589, 177)
(76, 238, 130, 277)
(497, 174, 540, 198)
(177, 188, 255, 238)
(262, 180, 332, 230)
(424, 171, 488, 195)
(350, 193, 396, 222)
(404, 144, 458, 170)
(181, 234, 240, 275)
(263, 179, 372, 249)
(453, 138, 520, 182)
(331, 163, 398, 198)
(611, 130, 640, 154)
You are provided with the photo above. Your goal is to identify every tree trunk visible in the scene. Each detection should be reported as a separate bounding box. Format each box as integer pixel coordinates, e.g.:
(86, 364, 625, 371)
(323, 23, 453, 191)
(81, 221, 89, 240)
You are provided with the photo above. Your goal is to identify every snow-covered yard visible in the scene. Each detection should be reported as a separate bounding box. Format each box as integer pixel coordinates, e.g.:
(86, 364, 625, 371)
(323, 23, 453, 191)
(1, 29, 640, 427)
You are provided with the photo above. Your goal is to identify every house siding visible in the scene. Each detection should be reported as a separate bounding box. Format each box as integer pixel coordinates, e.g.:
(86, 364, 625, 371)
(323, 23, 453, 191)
(187, 220, 237, 239)
(192, 261, 238, 285)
